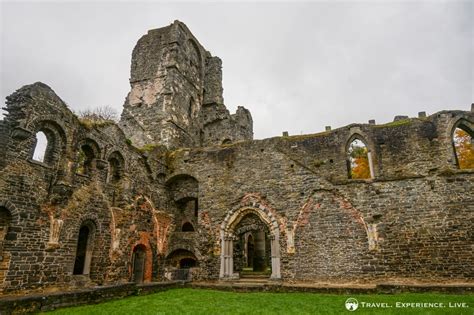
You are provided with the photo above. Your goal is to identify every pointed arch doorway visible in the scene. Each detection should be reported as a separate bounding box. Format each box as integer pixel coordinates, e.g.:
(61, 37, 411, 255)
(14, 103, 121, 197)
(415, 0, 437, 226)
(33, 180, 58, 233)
(219, 206, 281, 280)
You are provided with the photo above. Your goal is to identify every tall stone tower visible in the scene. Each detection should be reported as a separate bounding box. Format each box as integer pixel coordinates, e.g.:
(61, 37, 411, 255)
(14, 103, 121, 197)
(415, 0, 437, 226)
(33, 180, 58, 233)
(119, 20, 253, 149)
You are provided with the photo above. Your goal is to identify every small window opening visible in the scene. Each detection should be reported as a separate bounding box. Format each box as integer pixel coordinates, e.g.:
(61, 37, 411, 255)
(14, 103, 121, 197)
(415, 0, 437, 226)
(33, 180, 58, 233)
(453, 127, 474, 169)
(348, 138, 371, 179)
(77, 145, 94, 175)
(182, 222, 195, 232)
(73, 225, 91, 275)
(108, 158, 121, 182)
(33, 131, 48, 162)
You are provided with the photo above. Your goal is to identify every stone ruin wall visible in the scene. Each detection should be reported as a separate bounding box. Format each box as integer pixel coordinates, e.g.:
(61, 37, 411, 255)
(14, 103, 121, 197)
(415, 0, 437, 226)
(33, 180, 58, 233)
(119, 21, 253, 149)
(0, 20, 472, 294)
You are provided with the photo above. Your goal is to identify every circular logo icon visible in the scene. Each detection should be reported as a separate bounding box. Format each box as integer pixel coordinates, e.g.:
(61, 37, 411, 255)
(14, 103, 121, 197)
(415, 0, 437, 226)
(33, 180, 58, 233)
(345, 298, 359, 311)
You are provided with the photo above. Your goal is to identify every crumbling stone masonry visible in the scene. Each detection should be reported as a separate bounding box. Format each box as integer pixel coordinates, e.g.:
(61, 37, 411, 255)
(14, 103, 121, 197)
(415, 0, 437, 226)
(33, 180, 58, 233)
(0, 20, 473, 294)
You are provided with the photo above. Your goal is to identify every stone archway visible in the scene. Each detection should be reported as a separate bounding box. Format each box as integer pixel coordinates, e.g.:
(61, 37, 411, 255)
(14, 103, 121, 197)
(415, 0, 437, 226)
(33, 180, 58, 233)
(220, 206, 281, 280)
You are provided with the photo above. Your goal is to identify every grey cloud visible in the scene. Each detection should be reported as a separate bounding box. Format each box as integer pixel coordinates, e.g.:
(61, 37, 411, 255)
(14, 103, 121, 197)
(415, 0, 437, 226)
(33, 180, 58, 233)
(1, 1, 472, 139)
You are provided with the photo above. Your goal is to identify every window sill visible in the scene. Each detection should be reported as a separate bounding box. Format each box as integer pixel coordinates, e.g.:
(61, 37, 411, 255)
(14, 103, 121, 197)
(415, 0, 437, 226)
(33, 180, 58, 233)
(28, 159, 53, 169)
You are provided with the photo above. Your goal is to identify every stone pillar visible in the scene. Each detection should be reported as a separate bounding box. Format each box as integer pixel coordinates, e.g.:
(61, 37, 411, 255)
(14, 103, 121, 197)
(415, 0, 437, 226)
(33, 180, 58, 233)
(228, 239, 233, 277)
(270, 234, 281, 280)
(219, 230, 225, 278)
(367, 151, 375, 179)
(220, 234, 235, 279)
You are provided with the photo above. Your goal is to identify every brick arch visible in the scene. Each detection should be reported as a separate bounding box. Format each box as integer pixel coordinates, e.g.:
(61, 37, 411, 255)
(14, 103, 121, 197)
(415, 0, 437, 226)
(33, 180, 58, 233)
(28, 119, 68, 165)
(29, 118, 68, 146)
(220, 194, 281, 280)
(165, 248, 198, 269)
(0, 201, 20, 225)
(77, 138, 101, 159)
(106, 149, 126, 166)
(221, 194, 280, 237)
(222, 207, 279, 238)
(75, 214, 101, 234)
(166, 243, 201, 260)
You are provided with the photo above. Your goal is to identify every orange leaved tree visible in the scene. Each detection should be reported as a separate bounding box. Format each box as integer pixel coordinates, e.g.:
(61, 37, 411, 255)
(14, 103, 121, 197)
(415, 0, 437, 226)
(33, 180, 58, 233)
(454, 128, 474, 169)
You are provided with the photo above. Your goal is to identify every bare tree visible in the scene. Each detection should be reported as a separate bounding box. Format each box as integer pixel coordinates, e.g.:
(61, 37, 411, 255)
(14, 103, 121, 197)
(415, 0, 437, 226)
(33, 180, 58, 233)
(78, 105, 119, 123)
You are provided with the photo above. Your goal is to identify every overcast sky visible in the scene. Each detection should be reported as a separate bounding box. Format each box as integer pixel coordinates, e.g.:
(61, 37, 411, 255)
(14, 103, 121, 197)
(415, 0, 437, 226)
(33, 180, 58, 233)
(1, 1, 473, 139)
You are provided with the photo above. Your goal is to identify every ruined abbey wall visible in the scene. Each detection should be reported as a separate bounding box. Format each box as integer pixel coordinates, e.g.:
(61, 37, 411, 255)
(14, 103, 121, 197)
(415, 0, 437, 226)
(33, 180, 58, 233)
(119, 21, 252, 149)
(0, 20, 472, 294)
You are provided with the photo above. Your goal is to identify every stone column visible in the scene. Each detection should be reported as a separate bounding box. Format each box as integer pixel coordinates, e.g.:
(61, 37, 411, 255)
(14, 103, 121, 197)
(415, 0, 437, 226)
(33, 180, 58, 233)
(270, 234, 281, 280)
(228, 239, 233, 277)
(219, 230, 225, 278)
(220, 234, 235, 279)
(367, 151, 375, 179)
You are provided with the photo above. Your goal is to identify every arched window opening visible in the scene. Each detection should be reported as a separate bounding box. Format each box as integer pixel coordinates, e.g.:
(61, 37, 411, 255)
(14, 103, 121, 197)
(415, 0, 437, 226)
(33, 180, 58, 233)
(347, 138, 372, 179)
(179, 258, 196, 269)
(182, 222, 195, 232)
(108, 158, 121, 182)
(32, 131, 48, 162)
(107, 151, 124, 183)
(109, 158, 120, 181)
(453, 127, 474, 169)
(77, 145, 95, 175)
(73, 224, 94, 275)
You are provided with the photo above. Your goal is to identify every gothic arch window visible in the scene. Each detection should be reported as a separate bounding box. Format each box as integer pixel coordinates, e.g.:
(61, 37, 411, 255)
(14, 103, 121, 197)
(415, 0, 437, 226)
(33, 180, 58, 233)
(182, 222, 195, 232)
(452, 121, 474, 169)
(347, 136, 373, 179)
(73, 221, 95, 275)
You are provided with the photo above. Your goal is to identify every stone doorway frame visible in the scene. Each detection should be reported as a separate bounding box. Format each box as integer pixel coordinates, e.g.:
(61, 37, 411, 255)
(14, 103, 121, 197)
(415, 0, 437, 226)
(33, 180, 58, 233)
(219, 206, 281, 280)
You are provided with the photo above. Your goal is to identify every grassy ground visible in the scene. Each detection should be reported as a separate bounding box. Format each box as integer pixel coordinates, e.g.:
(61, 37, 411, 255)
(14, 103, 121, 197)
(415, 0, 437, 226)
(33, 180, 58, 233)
(48, 288, 474, 315)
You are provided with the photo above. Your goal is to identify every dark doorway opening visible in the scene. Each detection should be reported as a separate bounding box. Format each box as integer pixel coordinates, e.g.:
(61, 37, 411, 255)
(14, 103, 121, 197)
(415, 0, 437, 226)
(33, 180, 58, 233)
(246, 234, 254, 268)
(73, 226, 90, 275)
(132, 245, 146, 283)
(179, 258, 197, 269)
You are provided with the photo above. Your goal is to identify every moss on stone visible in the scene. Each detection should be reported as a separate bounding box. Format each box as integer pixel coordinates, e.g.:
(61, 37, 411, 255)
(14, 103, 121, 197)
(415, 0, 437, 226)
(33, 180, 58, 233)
(79, 118, 115, 130)
(374, 118, 413, 128)
(282, 131, 331, 141)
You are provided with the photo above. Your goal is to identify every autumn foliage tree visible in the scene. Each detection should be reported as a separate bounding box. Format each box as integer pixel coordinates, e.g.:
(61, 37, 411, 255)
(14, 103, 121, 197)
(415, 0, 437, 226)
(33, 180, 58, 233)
(348, 139, 371, 179)
(453, 128, 474, 169)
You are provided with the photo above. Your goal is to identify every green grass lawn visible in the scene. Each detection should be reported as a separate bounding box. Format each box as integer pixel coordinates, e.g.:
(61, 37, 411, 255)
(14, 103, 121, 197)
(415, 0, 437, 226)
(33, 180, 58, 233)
(47, 288, 474, 315)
